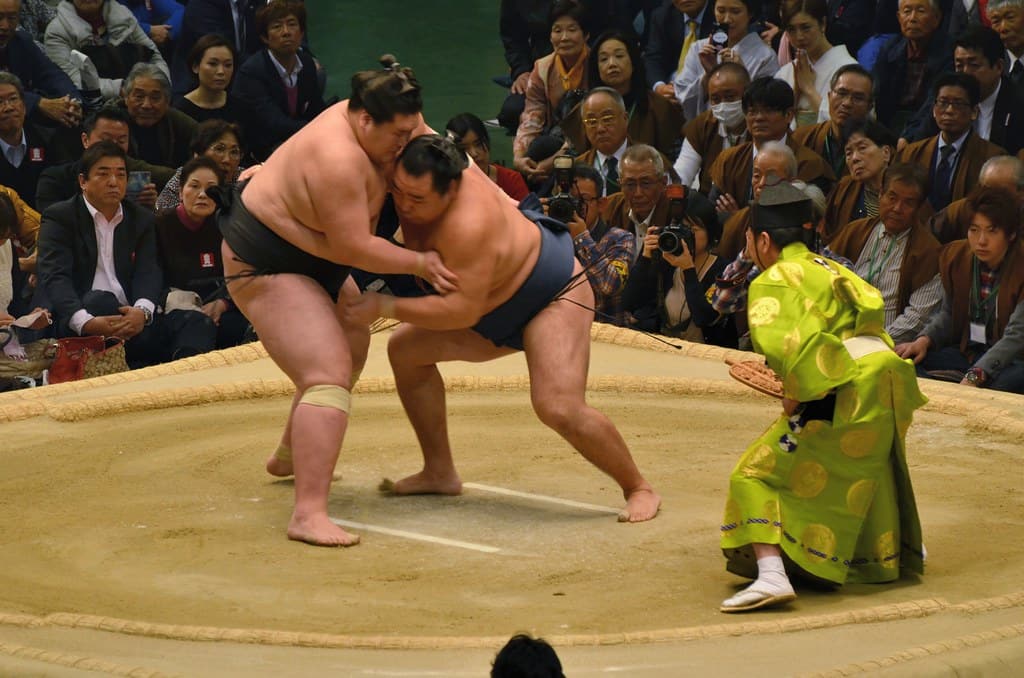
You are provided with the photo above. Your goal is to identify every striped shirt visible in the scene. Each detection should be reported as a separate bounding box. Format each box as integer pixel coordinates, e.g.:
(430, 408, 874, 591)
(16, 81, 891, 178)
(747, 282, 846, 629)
(851, 221, 943, 342)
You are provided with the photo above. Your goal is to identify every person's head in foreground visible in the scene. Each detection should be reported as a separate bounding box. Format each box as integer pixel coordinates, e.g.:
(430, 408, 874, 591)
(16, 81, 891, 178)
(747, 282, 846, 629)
(350, 54, 423, 167)
(491, 633, 565, 678)
(746, 178, 816, 270)
(392, 134, 468, 226)
(966, 185, 1020, 269)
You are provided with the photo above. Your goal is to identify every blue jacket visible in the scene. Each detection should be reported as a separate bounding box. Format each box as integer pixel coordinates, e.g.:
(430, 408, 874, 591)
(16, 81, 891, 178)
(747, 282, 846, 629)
(116, 0, 184, 41)
(1, 28, 80, 117)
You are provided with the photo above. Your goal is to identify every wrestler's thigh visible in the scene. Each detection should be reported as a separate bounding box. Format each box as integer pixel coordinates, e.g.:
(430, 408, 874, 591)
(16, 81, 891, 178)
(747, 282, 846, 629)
(521, 261, 594, 397)
(388, 323, 515, 367)
(222, 244, 353, 388)
(334, 277, 370, 364)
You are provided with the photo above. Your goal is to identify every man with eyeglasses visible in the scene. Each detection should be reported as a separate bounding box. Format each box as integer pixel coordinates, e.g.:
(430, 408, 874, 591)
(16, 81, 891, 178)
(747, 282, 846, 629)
(708, 76, 834, 215)
(0, 72, 55, 210)
(898, 72, 1006, 211)
(36, 105, 175, 212)
(599, 143, 672, 262)
(572, 87, 676, 197)
(901, 25, 1024, 155)
(987, 0, 1024, 87)
(674, 61, 750, 193)
(791, 64, 874, 179)
(565, 164, 634, 325)
(872, 0, 953, 131)
(119, 63, 197, 169)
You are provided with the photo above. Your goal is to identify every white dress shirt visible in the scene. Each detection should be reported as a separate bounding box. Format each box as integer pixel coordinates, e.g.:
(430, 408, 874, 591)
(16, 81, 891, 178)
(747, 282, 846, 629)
(0, 130, 27, 168)
(975, 80, 1000, 141)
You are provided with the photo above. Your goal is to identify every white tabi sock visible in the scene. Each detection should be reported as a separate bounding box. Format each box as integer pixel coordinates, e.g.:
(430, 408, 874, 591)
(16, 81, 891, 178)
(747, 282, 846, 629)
(749, 555, 794, 595)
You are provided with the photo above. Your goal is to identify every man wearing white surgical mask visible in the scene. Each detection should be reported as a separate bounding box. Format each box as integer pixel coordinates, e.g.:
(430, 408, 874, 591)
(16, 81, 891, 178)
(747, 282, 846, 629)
(673, 61, 750, 192)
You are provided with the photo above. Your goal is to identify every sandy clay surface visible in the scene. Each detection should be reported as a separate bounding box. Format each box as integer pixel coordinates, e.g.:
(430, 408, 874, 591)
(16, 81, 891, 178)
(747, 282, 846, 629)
(0, 328, 1022, 677)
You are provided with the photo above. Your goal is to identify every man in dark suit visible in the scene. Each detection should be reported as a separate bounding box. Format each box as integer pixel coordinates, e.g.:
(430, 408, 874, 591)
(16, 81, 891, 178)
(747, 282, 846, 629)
(233, 0, 324, 160)
(643, 0, 714, 99)
(901, 25, 1024, 155)
(0, 1, 82, 128)
(172, 0, 264, 96)
(36, 141, 165, 368)
(0, 72, 54, 209)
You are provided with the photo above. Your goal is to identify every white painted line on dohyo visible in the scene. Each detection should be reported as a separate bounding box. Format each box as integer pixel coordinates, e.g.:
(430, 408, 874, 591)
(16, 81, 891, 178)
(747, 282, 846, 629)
(330, 519, 502, 553)
(464, 482, 621, 514)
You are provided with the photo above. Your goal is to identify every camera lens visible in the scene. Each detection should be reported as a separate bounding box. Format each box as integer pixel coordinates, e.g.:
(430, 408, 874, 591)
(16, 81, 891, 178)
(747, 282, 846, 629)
(657, 230, 682, 256)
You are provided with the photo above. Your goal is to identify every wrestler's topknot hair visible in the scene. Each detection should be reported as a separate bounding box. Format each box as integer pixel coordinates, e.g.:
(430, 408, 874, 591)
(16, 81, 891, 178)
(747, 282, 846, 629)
(349, 54, 423, 123)
(398, 134, 469, 196)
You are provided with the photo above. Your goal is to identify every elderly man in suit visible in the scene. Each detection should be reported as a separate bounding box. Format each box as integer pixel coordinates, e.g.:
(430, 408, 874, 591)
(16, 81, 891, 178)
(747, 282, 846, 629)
(36, 140, 166, 368)
(0, 72, 55, 209)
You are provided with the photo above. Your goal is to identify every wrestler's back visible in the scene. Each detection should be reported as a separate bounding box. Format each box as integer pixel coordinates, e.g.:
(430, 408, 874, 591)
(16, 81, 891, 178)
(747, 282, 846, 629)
(241, 101, 387, 259)
(446, 169, 543, 312)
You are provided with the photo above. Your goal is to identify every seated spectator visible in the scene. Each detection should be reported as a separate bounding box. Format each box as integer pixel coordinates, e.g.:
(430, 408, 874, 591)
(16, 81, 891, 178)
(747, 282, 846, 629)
(17, 0, 55, 42)
(929, 154, 1024, 242)
(644, 0, 716, 101)
(573, 87, 678, 196)
(491, 633, 564, 678)
(872, 0, 952, 132)
(495, 0, 554, 135)
(0, 191, 49, 357)
(823, 118, 898, 238)
(827, 163, 943, 343)
(674, 62, 750, 193)
(899, 72, 1006, 212)
(232, 0, 324, 161)
(0, 0, 83, 129)
(708, 77, 834, 213)
(774, 0, 858, 127)
(0, 73, 56, 209)
(445, 112, 528, 203)
(897, 186, 1024, 392)
(44, 0, 169, 102)
(156, 118, 244, 210)
(824, 0, 874, 56)
(120, 62, 197, 168)
(673, 0, 778, 122)
(116, 0, 183, 59)
(36, 140, 165, 368)
(623, 185, 737, 345)
(564, 164, 634, 325)
(36, 105, 173, 212)
(988, 0, 1024, 87)
(902, 25, 1024, 155)
(561, 29, 684, 160)
(155, 155, 248, 355)
(171, 0, 261, 98)
(718, 140, 800, 260)
(0, 184, 40, 316)
(600, 144, 673, 260)
(513, 0, 590, 186)
(791, 64, 874, 179)
(173, 33, 245, 126)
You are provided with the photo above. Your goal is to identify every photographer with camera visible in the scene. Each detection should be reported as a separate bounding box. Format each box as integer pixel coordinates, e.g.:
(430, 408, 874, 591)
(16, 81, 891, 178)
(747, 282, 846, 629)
(560, 164, 635, 326)
(621, 183, 738, 346)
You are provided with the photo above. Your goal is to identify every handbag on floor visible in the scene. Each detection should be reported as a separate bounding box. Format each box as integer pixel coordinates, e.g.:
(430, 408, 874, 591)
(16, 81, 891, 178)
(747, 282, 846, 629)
(46, 336, 129, 384)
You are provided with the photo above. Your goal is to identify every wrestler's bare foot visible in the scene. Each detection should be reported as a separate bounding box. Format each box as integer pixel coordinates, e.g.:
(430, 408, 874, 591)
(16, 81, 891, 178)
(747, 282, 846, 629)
(265, 453, 293, 477)
(618, 486, 661, 522)
(286, 513, 360, 547)
(379, 470, 463, 496)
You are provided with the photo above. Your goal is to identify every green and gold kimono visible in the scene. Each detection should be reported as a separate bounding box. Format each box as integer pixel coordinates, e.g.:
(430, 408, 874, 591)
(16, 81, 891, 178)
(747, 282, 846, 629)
(721, 242, 926, 585)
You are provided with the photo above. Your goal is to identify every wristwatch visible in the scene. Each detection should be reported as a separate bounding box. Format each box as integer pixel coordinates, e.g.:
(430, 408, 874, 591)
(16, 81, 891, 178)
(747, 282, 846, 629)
(138, 306, 153, 326)
(964, 368, 985, 387)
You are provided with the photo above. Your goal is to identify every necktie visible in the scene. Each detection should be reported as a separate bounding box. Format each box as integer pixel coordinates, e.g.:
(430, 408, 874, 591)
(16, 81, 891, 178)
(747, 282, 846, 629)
(677, 20, 698, 73)
(235, 0, 248, 54)
(1011, 60, 1024, 87)
(604, 156, 619, 195)
(930, 144, 956, 210)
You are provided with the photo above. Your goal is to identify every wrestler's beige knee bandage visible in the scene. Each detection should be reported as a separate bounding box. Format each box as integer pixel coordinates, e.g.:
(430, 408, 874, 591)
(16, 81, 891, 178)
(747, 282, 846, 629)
(298, 384, 352, 413)
(274, 443, 292, 463)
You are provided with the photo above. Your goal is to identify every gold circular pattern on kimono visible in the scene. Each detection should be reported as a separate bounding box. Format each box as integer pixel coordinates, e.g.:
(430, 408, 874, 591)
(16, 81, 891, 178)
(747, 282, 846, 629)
(768, 262, 804, 287)
(831, 276, 859, 305)
(783, 328, 802, 355)
(846, 479, 876, 518)
(748, 296, 781, 328)
(876, 530, 898, 570)
(815, 343, 848, 380)
(802, 524, 837, 563)
(724, 498, 742, 527)
(802, 419, 827, 436)
(791, 461, 829, 498)
(742, 444, 776, 478)
(763, 499, 781, 525)
(840, 426, 880, 459)
(836, 389, 861, 422)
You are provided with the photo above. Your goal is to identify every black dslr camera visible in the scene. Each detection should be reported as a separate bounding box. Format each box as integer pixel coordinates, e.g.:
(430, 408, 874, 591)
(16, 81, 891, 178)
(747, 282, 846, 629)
(657, 184, 696, 257)
(547, 155, 583, 224)
(710, 22, 730, 50)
